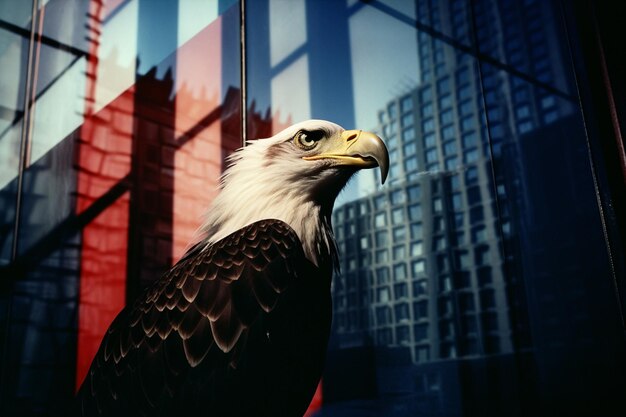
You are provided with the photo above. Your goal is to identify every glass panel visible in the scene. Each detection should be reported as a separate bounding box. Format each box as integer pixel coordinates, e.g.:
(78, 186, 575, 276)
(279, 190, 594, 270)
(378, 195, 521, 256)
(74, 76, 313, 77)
(1, 0, 239, 413)
(481, 64, 625, 414)
(472, 0, 577, 94)
(0, 2, 34, 414)
(0, 1, 32, 264)
(248, 1, 625, 416)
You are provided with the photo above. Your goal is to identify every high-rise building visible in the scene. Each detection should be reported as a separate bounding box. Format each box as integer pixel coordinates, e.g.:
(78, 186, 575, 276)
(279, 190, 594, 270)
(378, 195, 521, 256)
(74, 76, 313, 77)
(328, 0, 582, 413)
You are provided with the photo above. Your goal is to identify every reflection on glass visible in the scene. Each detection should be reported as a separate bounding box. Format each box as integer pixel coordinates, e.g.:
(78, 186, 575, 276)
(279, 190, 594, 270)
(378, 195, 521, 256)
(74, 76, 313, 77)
(0, 0, 241, 414)
(248, 1, 624, 416)
(0, 2, 33, 263)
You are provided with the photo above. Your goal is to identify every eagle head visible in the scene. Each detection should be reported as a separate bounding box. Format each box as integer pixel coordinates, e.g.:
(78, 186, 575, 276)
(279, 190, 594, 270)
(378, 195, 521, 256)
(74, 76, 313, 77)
(202, 120, 389, 266)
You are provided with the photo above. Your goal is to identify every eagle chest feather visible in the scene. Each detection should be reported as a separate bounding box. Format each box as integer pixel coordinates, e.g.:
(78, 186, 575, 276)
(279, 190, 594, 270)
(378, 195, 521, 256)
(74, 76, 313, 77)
(76, 220, 332, 417)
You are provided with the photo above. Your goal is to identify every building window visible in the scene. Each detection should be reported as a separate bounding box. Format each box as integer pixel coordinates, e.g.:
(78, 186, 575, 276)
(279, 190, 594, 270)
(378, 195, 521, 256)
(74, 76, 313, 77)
(411, 241, 423, 257)
(438, 298, 453, 316)
(440, 94, 452, 109)
(480, 289, 496, 310)
(377, 328, 393, 345)
(416, 346, 430, 363)
(475, 246, 490, 265)
(422, 102, 433, 117)
(445, 156, 458, 171)
(413, 280, 428, 297)
(401, 95, 413, 112)
(376, 267, 390, 284)
(404, 142, 417, 156)
(412, 259, 426, 276)
(434, 216, 445, 232)
(465, 166, 478, 185)
(393, 245, 406, 260)
(414, 323, 428, 340)
(462, 131, 477, 148)
(433, 197, 443, 212)
(443, 140, 457, 156)
(376, 231, 388, 246)
(440, 109, 454, 125)
(437, 76, 451, 94)
(451, 216, 463, 234)
(376, 306, 391, 326)
(408, 204, 422, 221)
(405, 156, 418, 172)
(460, 294, 475, 314)
(377, 287, 390, 303)
(458, 85, 471, 100)
(477, 266, 492, 285)
(376, 250, 389, 264)
(461, 115, 475, 131)
(518, 120, 534, 133)
(467, 186, 481, 204)
(397, 325, 410, 344)
(464, 148, 479, 163)
(426, 148, 438, 164)
(393, 227, 406, 241)
(456, 250, 470, 269)
(348, 258, 357, 271)
(410, 223, 423, 239)
(440, 275, 452, 292)
(391, 189, 405, 204)
(423, 118, 435, 133)
(437, 254, 449, 273)
(421, 85, 432, 101)
(433, 236, 447, 251)
(424, 132, 436, 148)
(460, 99, 473, 116)
(388, 102, 398, 118)
(375, 195, 387, 210)
(375, 212, 387, 228)
(413, 300, 428, 319)
(395, 282, 408, 299)
(541, 95, 556, 109)
(403, 127, 416, 141)
(442, 125, 455, 141)
(516, 104, 530, 119)
(482, 312, 498, 333)
(407, 184, 421, 201)
(470, 206, 484, 224)
(395, 303, 410, 322)
(402, 113, 414, 128)
(393, 263, 407, 281)
(462, 315, 478, 335)
(456, 66, 470, 85)
(472, 226, 486, 243)
(439, 320, 455, 338)
(451, 272, 469, 291)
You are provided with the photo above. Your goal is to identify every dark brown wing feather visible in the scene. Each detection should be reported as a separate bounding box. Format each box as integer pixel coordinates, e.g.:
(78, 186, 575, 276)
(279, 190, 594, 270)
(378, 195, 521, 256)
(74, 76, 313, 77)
(75, 219, 332, 417)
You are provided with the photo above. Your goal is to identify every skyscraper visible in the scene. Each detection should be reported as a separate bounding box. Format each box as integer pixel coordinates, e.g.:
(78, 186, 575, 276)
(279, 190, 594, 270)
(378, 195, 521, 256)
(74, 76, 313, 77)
(328, 0, 581, 414)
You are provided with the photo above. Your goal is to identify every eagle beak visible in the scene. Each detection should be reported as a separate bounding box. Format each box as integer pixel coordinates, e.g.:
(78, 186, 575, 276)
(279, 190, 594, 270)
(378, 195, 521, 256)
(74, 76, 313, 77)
(302, 129, 390, 184)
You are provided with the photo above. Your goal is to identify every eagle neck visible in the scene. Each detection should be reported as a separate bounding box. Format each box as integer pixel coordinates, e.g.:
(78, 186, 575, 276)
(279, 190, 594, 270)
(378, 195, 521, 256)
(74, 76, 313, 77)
(202, 187, 337, 268)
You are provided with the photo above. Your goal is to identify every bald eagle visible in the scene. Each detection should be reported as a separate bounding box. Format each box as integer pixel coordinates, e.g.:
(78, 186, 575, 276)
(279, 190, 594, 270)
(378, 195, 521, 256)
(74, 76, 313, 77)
(75, 120, 389, 416)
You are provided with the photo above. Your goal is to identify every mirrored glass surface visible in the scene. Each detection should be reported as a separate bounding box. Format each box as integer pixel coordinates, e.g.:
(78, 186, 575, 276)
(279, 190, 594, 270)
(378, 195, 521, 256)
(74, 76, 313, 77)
(0, 1, 33, 264)
(1, 0, 241, 413)
(247, 1, 625, 416)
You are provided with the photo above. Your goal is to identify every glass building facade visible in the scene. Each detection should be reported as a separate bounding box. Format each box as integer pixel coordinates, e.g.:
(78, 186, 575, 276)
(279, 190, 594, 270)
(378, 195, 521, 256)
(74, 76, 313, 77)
(1, 0, 625, 416)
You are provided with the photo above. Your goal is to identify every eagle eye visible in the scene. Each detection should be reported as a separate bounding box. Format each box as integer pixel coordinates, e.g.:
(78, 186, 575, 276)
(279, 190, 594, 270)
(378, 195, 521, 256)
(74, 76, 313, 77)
(294, 129, 325, 150)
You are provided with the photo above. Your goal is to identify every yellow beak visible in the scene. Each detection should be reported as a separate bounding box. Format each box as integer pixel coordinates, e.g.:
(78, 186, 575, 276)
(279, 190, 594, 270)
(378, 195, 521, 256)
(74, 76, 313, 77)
(302, 129, 390, 184)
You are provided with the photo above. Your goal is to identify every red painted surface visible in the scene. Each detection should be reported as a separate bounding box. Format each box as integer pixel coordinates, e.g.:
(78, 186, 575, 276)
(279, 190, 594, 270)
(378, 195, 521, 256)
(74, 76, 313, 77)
(75, 0, 133, 384)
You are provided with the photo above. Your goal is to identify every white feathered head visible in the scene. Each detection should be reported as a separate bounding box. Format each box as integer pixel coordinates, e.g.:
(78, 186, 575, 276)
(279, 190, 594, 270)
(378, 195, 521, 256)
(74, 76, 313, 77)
(202, 120, 389, 266)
